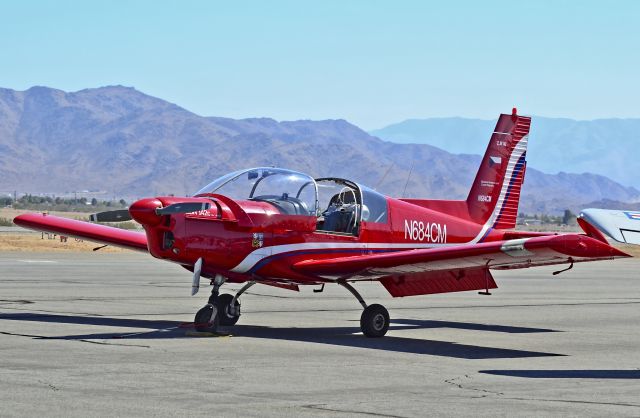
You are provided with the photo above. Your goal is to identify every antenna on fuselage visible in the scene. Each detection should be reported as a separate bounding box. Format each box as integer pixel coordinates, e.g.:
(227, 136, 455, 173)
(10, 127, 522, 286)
(374, 163, 394, 190)
(402, 160, 414, 197)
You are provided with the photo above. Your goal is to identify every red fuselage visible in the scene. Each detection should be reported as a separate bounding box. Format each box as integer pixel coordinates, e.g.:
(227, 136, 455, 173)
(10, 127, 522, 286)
(131, 193, 502, 285)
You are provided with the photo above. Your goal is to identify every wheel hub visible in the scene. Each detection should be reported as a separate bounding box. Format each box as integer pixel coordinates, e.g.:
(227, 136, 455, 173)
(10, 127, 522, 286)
(373, 313, 386, 331)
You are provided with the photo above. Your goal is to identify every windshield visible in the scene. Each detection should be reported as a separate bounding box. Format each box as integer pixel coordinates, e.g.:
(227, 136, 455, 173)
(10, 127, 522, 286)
(358, 184, 388, 223)
(195, 167, 318, 216)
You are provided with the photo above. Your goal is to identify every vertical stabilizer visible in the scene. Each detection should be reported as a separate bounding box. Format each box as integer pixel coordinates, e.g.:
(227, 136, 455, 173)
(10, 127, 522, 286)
(466, 109, 530, 229)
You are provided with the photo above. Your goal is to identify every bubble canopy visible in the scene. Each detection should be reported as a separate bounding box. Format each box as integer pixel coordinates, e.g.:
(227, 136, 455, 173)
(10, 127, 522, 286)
(194, 167, 389, 224)
(194, 168, 319, 216)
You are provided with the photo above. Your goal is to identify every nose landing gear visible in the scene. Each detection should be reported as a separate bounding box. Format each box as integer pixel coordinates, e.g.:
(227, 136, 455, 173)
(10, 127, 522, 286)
(194, 274, 225, 332)
(194, 278, 256, 332)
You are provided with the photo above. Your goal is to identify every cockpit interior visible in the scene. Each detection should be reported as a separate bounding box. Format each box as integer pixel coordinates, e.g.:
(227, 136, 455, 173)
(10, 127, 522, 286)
(195, 167, 388, 235)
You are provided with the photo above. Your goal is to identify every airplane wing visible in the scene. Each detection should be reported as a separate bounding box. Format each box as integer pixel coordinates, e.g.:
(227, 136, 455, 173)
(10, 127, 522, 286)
(293, 234, 629, 297)
(13, 213, 148, 252)
(579, 209, 640, 245)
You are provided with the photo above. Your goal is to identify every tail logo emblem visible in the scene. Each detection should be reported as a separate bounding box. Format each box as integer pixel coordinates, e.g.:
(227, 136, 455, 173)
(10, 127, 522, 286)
(624, 212, 640, 221)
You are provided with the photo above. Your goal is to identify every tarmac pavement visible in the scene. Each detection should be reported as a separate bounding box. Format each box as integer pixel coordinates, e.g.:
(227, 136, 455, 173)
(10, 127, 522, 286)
(1, 251, 639, 417)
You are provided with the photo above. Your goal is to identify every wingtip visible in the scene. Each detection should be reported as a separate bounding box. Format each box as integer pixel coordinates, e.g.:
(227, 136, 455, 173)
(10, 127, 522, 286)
(547, 234, 631, 259)
(610, 246, 633, 258)
(12, 213, 36, 228)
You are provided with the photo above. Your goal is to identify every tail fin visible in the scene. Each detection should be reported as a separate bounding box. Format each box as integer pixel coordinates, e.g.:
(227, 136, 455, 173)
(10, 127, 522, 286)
(466, 109, 530, 229)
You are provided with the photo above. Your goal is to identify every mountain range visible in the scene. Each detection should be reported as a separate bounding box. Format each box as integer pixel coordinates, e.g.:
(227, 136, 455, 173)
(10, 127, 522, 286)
(371, 116, 640, 188)
(0, 86, 638, 215)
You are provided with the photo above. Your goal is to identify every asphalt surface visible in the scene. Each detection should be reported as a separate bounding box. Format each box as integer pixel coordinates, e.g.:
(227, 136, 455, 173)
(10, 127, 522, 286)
(1, 251, 639, 417)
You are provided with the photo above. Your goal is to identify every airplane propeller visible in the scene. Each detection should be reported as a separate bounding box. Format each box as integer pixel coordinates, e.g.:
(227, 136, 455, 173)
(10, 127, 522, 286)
(90, 202, 211, 224)
(89, 209, 132, 223)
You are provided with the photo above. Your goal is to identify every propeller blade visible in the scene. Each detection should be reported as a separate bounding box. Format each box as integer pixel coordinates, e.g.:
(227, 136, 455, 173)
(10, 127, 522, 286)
(89, 209, 132, 222)
(155, 202, 210, 216)
(192, 257, 203, 296)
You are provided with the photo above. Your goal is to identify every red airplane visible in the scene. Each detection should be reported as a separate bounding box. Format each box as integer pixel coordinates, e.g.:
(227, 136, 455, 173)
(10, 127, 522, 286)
(14, 109, 630, 338)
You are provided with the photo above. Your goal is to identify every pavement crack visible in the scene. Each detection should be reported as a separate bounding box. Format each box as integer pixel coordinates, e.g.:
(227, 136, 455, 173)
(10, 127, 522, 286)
(77, 339, 151, 348)
(0, 331, 150, 348)
(443, 375, 640, 408)
(0, 306, 107, 315)
(0, 330, 44, 338)
(302, 404, 408, 418)
(504, 397, 640, 408)
(444, 375, 504, 396)
(0, 299, 34, 304)
(38, 380, 60, 391)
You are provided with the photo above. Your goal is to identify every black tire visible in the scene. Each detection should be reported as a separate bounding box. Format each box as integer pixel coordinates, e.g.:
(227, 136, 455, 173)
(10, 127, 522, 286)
(360, 304, 390, 338)
(194, 304, 216, 332)
(217, 293, 240, 326)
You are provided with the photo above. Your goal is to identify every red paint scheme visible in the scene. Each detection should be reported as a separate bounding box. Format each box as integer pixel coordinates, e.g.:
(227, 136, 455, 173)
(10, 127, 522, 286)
(380, 269, 498, 297)
(293, 234, 628, 278)
(13, 112, 630, 300)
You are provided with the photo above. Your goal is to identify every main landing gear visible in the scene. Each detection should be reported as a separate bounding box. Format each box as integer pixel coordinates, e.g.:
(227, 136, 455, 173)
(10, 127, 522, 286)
(338, 280, 390, 338)
(194, 277, 255, 332)
(193, 277, 389, 338)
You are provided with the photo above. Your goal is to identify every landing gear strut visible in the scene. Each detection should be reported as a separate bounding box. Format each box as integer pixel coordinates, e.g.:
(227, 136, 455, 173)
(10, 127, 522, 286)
(338, 280, 390, 338)
(194, 274, 225, 332)
(218, 281, 255, 326)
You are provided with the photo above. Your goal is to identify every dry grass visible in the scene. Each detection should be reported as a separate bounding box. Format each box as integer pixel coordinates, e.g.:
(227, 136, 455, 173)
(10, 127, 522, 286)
(0, 207, 92, 222)
(0, 232, 127, 252)
(1, 207, 138, 252)
(614, 243, 640, 258)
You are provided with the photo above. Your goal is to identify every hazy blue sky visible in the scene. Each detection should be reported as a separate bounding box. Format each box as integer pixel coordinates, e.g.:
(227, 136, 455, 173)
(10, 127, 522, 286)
(1, 1, 638, 128)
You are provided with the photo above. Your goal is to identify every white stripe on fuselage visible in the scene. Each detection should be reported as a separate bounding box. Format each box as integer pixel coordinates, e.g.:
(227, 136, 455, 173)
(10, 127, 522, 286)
(230, 135, 529, 274)
(229, 241, 452, 273)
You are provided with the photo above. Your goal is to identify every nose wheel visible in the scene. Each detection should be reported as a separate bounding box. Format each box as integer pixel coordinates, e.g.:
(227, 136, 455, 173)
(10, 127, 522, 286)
(217, 293, 241, 326)
(194, 279, 255, 332)
(338, 280, 390, 338)
(194, 303, 218, 332)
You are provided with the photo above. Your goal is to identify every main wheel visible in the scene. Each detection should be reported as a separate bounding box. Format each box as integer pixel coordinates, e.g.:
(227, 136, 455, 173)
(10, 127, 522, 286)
(194, 304, 217, 331)
(360, 304, 390, 338)
(217, 293, 240, 326)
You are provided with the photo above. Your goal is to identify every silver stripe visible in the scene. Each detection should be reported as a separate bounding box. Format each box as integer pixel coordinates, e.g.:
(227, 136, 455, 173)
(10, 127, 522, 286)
(500, 238, 533, 257)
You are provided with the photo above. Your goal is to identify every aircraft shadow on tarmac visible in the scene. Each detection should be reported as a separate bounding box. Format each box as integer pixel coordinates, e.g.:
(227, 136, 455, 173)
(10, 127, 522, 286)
(480, 370, 640, 379)
(1, 312, 563, 359)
